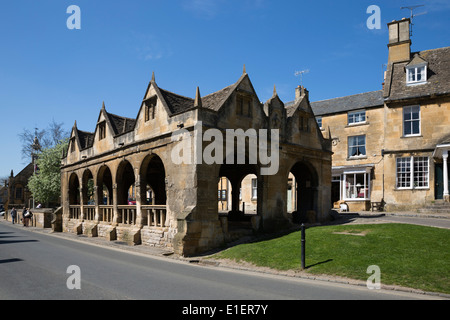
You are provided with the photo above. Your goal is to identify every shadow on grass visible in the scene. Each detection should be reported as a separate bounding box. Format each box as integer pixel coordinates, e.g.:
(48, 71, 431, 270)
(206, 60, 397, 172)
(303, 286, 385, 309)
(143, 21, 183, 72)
(306, 259, 333, 269)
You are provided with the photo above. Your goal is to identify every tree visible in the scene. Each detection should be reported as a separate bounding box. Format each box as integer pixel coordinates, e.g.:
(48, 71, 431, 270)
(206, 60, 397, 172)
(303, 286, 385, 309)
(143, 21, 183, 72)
(19, 119, 69, 163)
(27, 139, 68, 207)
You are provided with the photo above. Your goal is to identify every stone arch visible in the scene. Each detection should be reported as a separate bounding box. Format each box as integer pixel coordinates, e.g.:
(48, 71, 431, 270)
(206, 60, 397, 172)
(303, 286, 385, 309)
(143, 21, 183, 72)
(218, 161, 259, 221)
(288, 160, 319, 223)
(139, 153, 166, 205)
(81, 169, 94, 205)
(116, 160, 136, 205)
(68, 172, 80, 205)
(97, 165, 113, 205)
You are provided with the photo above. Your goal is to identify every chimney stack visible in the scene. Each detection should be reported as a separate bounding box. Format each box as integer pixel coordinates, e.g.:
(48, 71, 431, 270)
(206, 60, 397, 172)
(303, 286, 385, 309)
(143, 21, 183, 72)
(295, 85, 309, 101)
(387, 18, 411, 63)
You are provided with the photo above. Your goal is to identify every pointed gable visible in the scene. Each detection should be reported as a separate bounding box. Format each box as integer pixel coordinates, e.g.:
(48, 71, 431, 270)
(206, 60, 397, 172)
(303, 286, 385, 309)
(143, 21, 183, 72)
(406, 53, 428, 67)
(202, 72, 261, 113)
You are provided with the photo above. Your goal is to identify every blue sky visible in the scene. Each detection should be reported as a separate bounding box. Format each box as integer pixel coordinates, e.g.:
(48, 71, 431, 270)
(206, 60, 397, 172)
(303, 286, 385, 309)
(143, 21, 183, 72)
(1, 0, 449, 179)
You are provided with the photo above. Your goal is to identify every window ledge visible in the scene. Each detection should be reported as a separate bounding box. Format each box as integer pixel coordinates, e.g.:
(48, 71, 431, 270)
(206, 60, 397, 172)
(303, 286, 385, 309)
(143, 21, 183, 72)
(401, 134, 422, 139)
(345, 122, 369, 128)
(347, 156, 368, 161)
(394, 187, 430, 191)
(406, 81, 427, 86)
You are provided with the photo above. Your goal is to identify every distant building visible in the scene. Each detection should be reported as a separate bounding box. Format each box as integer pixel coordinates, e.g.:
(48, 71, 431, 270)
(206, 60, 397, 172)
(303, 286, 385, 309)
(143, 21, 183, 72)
(4, 165, 34, 210)
(310, 18, 450, 211)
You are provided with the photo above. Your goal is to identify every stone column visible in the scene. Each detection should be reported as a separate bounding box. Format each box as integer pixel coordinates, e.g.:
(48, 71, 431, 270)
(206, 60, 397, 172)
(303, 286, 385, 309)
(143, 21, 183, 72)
(112, 183, 118, 225)
(79, 184, 84, 221)
(443, 150, 449, 202)
(135, 177, 143, 227)
(93, 185, 99, 222)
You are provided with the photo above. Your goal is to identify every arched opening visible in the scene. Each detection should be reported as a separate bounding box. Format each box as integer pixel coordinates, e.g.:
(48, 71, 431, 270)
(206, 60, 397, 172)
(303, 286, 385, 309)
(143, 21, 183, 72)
(82, 169, 95, 220)
(140, 155, 166, 205)
(68, 173, 80, 219)
(218, 163, 259, 222)
(239, 174, 258, 215)
(82, 169, 94, 205)
(97, 165, 113, 222)
(68, 173, 80, 205)
(117, 160, 135, 205)
(140, 154, 167, 227)
(289, 161, 318, 224)
(116, 160, 136, 224)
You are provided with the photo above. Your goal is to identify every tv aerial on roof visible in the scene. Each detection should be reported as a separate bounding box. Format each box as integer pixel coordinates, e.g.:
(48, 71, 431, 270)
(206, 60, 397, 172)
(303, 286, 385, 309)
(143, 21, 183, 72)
(294, 69, 309, 86)
(401, 4, 427, 37)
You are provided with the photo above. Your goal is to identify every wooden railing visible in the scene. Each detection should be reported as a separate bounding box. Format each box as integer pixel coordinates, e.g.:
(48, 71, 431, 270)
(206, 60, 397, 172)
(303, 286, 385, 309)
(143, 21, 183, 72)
(99, 205, 113, 223)
(118, 205, 136, 225)
(141, 205, 167, 227)
(69, 205, 81, 219)
(83, 205, 96, 221)
(69, 204, 167, 227)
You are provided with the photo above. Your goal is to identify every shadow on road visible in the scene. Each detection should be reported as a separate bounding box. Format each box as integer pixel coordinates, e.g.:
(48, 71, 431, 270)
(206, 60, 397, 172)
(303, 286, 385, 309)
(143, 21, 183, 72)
(0, 239, 39, 245)
(0, 258, 23, 264)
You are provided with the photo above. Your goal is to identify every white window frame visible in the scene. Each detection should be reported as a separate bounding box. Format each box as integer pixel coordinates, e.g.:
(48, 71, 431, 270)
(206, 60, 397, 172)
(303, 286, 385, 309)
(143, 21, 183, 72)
(348, 110, 366, 125)
(403, 105, 421, 137)
(406, 65, 427, 85)
(316, 116, 322, 129)
(342, 171, 371, 201)
(396, 156, 429, 189)
(348, 135, 366, 158)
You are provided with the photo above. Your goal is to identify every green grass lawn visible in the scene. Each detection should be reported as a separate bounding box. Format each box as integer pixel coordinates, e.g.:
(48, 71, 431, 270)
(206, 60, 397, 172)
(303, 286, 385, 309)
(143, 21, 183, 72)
(211, 224, 450, 294)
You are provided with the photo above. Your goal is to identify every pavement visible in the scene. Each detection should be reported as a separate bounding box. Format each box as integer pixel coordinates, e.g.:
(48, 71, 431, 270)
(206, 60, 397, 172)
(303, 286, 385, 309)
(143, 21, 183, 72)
(326, 210, 450, 229)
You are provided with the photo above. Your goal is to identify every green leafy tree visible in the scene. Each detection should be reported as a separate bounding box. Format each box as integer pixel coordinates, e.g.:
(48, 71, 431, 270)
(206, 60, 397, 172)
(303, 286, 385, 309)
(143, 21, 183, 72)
(28, 139, 68, 207)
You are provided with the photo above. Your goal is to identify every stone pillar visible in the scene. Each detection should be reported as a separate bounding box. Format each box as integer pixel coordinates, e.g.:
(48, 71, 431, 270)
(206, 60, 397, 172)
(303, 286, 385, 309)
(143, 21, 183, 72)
(79, 184, 84, 221)
(135, 178, 143, 227)
(443, 150, 449, 202)
(93, 185, 99, 222)
(112, 183, 118, 225)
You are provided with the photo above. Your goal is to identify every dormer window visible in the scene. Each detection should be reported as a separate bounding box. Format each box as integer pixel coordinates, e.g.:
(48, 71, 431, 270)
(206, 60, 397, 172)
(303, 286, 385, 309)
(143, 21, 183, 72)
(144, 97, 156, 122)
(236, 94, 252, 117)
(406, 65, 427, 84)
(405, 53, 428, 85)
(70, 137, 76, 153)
(98, 121, 106, 140)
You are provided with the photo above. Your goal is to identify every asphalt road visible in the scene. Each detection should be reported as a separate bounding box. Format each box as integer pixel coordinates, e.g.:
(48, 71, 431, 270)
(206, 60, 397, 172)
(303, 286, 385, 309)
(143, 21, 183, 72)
(0, 221, 443, 301)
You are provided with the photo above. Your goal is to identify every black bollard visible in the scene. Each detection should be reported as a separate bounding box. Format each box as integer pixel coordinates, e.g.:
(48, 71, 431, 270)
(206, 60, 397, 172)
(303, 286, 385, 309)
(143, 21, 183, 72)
(301, 223, 306, 270)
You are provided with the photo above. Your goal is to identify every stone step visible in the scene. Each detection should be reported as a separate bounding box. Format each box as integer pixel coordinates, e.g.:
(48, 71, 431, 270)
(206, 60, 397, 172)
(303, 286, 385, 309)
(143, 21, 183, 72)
(417, 207, 450, 214)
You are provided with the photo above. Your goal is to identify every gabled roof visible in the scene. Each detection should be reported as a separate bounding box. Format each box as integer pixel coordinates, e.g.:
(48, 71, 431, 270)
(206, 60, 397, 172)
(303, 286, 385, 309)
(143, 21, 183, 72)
(201, 72, 259, 112)
(309, 90, 384, 116)
(158, 88, 194, 114)
(76, 129, 94, 150)
(406, 53, 428, 67)
(105, 111, 136, 136)
(66, 71, 273, 157)
(202, 83, 235, 111)
(384, 46, 450, 102)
